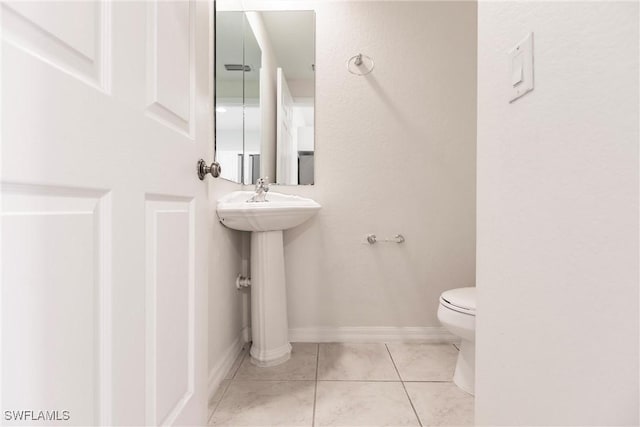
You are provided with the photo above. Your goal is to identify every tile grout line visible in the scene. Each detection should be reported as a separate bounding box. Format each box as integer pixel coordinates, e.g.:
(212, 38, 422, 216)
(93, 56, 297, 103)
(385, 344, 423, 427)
(208, 379, 232, 424)
(223, 378, 453, 383)
(312, 343, 320, 427)
(231, 344, 249, 380)
(209, 346, 249, 425)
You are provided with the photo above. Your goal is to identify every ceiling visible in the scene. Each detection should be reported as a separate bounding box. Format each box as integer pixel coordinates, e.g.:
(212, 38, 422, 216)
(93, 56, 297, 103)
(216, 11, 315, 83)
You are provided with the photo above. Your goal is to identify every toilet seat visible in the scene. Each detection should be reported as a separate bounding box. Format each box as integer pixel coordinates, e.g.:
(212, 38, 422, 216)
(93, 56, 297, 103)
(439, 287, 476, 316)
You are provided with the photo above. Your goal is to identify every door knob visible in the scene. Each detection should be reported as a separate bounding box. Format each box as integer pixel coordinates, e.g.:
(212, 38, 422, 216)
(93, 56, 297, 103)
(197, 159, 221, 180)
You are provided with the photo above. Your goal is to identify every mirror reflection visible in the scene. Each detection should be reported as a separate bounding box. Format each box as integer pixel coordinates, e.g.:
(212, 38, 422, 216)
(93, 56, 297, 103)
(215, 10, 315, 185)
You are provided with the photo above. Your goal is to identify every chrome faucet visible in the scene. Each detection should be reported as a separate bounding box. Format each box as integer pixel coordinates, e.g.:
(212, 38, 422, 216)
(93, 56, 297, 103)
(248, 177, 270, 202)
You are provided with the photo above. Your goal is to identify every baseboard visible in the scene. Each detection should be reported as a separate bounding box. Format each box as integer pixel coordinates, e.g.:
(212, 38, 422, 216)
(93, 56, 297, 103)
(207, 332, 245, 406)
(288, 326, 459, 343)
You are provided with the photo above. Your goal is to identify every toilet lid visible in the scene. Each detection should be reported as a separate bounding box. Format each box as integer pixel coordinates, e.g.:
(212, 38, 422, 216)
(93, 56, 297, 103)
(440, 287, 476, 314)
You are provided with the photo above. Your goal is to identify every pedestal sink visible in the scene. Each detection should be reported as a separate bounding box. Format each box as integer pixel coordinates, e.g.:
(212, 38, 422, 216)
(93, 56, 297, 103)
(217, 191, 321, 366)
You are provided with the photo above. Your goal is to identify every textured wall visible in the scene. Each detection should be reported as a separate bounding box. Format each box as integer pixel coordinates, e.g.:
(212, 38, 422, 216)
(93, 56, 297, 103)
(207, 178, 245, 371)
(270, 1, 478, 330)
(476, 2, 639, 425)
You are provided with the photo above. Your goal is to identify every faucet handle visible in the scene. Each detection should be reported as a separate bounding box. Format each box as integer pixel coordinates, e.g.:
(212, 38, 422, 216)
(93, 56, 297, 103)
(257, 177, 270, 191)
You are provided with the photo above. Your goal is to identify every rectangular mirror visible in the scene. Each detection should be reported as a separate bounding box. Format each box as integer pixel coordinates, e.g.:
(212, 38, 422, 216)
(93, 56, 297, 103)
(215, 8, 315, 185)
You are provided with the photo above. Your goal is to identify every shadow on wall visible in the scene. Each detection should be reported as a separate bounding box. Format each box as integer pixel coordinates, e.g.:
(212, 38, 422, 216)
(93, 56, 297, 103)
(364, 73, 422, 136)
(363, 73, 447, 165)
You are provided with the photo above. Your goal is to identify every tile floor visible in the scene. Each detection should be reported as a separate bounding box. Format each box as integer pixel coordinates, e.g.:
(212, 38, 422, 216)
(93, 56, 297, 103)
(209, 342, 473, 427)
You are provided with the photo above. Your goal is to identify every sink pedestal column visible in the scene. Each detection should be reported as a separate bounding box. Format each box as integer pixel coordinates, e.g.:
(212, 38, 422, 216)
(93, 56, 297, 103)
(249, 230, 292, 366)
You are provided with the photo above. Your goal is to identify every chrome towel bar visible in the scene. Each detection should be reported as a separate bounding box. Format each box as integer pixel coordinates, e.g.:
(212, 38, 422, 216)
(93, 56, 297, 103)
(366, 234, 405, 244)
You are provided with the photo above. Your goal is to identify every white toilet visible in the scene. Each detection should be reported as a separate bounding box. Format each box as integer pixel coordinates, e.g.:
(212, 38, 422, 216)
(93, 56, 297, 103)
(437, 286, 476, 395)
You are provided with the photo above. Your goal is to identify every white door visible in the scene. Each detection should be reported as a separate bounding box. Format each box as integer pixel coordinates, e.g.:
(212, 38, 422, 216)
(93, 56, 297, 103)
(1, 1, 210, 425)
(276, 67, 296, 185)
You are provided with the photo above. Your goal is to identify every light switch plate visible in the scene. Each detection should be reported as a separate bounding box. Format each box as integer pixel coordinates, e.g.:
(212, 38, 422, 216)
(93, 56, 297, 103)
(508, 32, 534, 103)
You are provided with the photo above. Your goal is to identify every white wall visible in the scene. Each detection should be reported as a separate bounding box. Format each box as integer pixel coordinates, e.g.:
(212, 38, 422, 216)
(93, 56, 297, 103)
(476, 2, 639, 425)
(207, 7, 246, 402)
(246, 11, 278, 180)
(268, 1, 478, 333)
(207, 178, 245, 362)
(288, 79, 315, 98)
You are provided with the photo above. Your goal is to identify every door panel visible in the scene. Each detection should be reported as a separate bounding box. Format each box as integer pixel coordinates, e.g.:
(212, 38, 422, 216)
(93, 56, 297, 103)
(1, 1, 210, 425)
(146, 1, 194, 136)
(2, 1, 110, 90)
(276, 67, 296, 185)
(2, 184, 111, 426)
(145, 197, 195, 426)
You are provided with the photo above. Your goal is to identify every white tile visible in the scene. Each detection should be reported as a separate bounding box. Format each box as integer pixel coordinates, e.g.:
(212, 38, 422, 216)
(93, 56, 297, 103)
(318, 343, 399, 381)
(314, 381, 420, 427)
(210, 380, 315, 426)
(405, 382, 474, 426)
(209, 379, 231, 408)
(387, 343, 458, 381)
(235, 343, 318, 381)
(208, 379, 230, 424)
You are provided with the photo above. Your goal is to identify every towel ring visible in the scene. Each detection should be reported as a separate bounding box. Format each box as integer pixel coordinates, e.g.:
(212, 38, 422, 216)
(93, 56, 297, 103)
(347, 53, 374, 76)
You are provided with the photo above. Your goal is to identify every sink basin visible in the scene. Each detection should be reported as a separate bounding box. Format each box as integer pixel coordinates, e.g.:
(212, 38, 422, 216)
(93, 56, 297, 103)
(217, 191, 321, 232)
